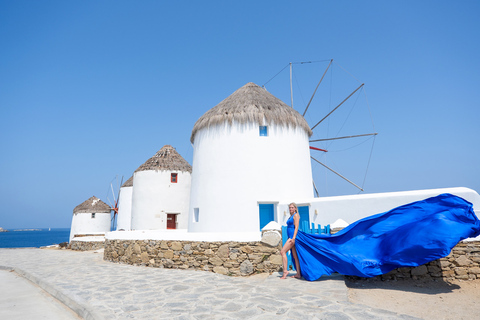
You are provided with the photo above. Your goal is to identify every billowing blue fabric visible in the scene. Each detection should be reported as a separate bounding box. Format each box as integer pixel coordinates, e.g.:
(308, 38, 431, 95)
(295, 194, 480, 281)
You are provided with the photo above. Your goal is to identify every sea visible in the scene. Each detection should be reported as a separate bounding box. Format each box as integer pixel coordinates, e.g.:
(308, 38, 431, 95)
(0, 228, 70, 248)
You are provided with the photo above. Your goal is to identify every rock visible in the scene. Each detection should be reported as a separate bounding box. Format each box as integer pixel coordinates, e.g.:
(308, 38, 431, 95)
(240, 260, 254, 275)
(164, 259, 174, 267)
(247, 254, 263, 263)
(455, 267, 467, 275)
(217, 244, 230, 259)
(133, 243, 141, 254)
(261, 231, 281, 247)
(454, 255, 472, 267)
(411, 265, 428, 276)
(213, 266, 228, 275)
(269, 254, 282, 265)
(471, 257, 480, 263)
(442, 270, 455, 278)
(160, 241, 169, 249)
(469, 267, 480, 275)
(164, 250, 174, 259)
(439, 260, 451, 269)
(140, 252, 150, 263)
(170, 242, 182, 251)
(240, 246, 253, 254)
(261, 221, 282, 232)
(427, 265, 441, 274)
(209, 256, 224, 266)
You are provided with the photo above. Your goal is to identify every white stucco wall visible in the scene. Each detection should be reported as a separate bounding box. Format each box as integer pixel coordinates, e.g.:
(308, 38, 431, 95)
(278, 187, 480, 227)
(116, 186, 133, 231)
(131, 170, 191, 230)
(69, 212, 111, 242)
(188, 121, 313, 233)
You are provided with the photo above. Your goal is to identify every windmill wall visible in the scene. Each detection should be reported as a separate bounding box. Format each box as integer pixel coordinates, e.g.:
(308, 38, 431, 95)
(131, 170, 191, 230)
(188, 121, 313, 233)
(116, 185, 133, 231)
(69, 211, 111, 242)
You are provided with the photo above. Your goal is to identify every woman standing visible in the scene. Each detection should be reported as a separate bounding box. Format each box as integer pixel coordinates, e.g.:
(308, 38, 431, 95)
(280, 203, 302, 279)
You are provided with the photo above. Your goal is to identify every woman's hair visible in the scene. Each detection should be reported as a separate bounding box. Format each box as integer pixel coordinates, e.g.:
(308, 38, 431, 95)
(289, 202, 298, 213)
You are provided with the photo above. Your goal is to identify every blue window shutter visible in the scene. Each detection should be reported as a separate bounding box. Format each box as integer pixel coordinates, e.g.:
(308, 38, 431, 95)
(259, 204, 274, 230)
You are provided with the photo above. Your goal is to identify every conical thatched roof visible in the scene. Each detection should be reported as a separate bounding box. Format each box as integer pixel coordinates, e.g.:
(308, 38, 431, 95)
(73, 196, 111, 214)
(134, 145, 192, 173)
(190, 82, 312, 143)
(121, 176, 133, 188)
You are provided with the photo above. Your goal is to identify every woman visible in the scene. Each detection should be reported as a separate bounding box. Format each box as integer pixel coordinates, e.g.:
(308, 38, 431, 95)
(290, 193, 480, 281)
(280, 202, 302, 279)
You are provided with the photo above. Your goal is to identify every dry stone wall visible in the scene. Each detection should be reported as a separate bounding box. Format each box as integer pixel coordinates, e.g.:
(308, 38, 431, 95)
(103, 238, 283, 276)
(347, 241, 480, 281)
(70, 240, 105, 251)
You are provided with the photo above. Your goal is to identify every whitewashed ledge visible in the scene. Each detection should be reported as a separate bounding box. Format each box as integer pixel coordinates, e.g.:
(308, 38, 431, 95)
(71, 236, 105, 242)
(106, 229, 263, 242)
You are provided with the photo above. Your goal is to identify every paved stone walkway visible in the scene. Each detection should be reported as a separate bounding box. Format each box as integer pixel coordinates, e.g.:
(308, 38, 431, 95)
(0, 248, 419, 319)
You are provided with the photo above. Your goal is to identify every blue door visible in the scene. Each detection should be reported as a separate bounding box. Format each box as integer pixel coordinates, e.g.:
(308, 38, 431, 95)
(259, 204, 274, 230)
(298, 206, 310, 231)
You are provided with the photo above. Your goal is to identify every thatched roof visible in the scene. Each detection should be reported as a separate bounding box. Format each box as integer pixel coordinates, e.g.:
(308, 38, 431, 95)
(190, 82, 312, 143)
(121, 176, 133, 188)
(134, 145, 192, 173)
(73, 196, 111, 214)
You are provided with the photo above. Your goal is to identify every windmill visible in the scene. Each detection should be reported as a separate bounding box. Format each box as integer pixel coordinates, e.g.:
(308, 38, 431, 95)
(263, 59, 377, 196)
(106, 175, 123, 230)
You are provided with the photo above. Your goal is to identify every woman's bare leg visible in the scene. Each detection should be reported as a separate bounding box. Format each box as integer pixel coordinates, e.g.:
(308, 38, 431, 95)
(280, 239, 294, 279)
(291, 246, 302, 279)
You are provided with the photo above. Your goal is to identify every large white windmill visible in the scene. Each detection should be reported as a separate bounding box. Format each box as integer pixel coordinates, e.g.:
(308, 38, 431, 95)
(187, 61, 377, 234)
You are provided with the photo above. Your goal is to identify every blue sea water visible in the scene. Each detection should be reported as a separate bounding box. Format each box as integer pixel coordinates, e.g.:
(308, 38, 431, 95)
(0, 228, 70, 248)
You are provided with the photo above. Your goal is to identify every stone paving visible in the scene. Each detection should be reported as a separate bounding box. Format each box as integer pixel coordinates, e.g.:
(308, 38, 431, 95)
(0, 248, 419, 319)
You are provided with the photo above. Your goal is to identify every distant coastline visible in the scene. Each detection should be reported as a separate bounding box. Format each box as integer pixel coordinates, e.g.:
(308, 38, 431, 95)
(0, 227, 8, 232)
(12, 228, 42, 232)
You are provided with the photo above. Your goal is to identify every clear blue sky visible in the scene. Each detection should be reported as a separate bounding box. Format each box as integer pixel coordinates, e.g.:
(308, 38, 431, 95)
(1, 1, 479, 228)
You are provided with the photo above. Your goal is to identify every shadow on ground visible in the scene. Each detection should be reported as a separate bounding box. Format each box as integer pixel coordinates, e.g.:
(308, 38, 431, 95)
(344, 277, 461, 295)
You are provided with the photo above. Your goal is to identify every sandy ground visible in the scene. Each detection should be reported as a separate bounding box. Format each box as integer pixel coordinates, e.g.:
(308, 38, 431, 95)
(346, 278, 480, 320)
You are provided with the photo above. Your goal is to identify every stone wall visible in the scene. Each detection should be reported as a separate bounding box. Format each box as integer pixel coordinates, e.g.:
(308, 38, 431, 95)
(102, 231, 480, 280)
(103, 238, 283, 276)
(70, 240, 105, 251)
(347, 241, 480, 281)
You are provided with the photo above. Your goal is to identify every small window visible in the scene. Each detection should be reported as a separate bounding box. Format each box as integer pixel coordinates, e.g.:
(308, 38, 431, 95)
(171, 173, 178, 183)
(193, 208, 199, 222)
(91, 213, 96, 219)
(259, 126, 268, 136)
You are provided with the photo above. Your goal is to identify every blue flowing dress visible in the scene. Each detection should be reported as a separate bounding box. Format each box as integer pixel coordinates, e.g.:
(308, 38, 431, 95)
(286, 213, 298, 270)
(294, 193, 480, 281)
(286, 213, 297, 239)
